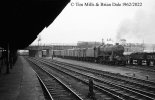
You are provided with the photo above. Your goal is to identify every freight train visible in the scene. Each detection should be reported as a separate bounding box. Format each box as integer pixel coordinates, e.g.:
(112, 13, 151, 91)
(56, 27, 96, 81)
(52, 43, 126, 65)
(51, 43, 155, 66)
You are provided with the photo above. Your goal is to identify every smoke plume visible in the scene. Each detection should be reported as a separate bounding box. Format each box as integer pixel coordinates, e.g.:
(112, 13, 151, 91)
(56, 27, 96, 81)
(116, 4, 155, 44)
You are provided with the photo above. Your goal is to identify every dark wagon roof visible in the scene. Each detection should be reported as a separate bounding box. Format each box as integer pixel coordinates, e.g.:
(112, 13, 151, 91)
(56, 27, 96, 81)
(0, 0, 70, 50)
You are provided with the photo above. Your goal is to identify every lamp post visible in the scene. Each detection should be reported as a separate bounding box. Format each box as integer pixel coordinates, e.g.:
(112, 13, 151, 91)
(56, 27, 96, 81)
(37, 35, 41, 57)
(38, 35, 41, 47)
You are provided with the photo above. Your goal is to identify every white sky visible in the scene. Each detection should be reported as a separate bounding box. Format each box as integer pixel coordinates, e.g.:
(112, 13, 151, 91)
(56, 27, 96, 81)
(31, 0, 155, 45)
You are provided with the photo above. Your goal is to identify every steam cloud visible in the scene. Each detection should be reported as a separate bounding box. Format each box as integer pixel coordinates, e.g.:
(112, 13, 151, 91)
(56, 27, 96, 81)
(116, 5, 155, 44)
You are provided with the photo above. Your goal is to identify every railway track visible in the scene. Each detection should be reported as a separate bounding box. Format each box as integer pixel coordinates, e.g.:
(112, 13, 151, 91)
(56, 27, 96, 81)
(51, 59, 155, 84)
(42, 58, 155, 85)
(49, 59, 155, 91)
(26, 57, 127, 100)
(27, 58, 83, 100)
(124, 65, 155, 72)
(28, 57, 155, 100)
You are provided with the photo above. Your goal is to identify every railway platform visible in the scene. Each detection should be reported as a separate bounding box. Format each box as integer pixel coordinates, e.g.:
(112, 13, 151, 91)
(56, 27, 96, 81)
(0, 56, 45, 100)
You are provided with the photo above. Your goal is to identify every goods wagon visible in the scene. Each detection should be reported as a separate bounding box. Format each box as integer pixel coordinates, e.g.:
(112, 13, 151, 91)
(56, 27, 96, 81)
(79, 48, 86, 61)
(74, 48, 79, 60)
(61, 50, 65, 58)
(68, 49, 74, 59)
(146, 53, 155, 66)
(42, 50, 47, 57)
(64, 49, 69, 58)
(85, 48, 95, 61)
(129, 52, 155, 66)
(53, 50, 61, 57)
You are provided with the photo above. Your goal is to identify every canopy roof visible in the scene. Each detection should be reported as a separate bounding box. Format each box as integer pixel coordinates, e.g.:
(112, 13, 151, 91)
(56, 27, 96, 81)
(0, 0, 70, 50)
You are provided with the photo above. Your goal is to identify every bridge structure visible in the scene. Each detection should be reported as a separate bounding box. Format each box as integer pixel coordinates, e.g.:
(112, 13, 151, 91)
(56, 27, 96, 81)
(24, 45, 77, 57)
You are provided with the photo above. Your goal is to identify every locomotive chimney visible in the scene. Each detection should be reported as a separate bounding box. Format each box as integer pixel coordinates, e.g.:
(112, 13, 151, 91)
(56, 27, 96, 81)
(115, 43, 119, 45)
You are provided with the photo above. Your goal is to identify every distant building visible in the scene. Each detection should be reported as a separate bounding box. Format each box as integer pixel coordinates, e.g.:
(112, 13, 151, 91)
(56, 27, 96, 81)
(119, 39, 126, 45)
(123, 43, 143, 53)
(51, 45, 77, 50)
(77, 41, 101, 48)
(123, 43, 155, 55)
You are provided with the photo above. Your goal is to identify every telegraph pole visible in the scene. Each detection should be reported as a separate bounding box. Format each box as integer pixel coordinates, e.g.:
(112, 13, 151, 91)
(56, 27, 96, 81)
(102, 38, 104, 45)
(6, 43, 10, 74)
(38, 35, 41, 47)
(142, 39, 144, 52)
(37, 35, 41, 57)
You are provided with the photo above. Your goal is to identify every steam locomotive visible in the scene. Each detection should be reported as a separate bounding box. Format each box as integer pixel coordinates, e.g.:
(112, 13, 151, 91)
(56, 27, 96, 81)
(95, 43, 126, 65)
(53, 43, 126, 65)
